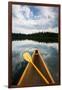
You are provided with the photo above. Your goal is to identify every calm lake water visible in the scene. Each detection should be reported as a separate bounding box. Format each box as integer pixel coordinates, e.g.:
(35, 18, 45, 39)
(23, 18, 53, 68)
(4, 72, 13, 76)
(12, 40, 59, 84)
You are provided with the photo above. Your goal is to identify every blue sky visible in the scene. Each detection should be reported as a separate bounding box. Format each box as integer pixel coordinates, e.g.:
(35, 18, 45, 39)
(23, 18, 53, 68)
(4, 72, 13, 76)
(12, 5, 59, 34)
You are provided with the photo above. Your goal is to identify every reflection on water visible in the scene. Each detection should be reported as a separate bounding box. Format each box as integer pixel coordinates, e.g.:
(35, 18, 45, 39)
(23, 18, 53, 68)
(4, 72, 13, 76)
(12, 40, 59, 85)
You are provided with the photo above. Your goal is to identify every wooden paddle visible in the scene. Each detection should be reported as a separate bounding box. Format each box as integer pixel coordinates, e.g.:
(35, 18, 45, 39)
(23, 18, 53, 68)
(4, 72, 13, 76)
(23, 52, 49, 84)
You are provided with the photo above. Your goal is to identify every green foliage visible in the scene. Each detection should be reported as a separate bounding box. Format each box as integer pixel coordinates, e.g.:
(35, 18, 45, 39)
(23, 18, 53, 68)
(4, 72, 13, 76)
(12, 32, 58, 42)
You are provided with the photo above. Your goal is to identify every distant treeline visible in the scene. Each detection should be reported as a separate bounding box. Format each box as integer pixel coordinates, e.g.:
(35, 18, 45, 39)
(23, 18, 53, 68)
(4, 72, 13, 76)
(12, 32, 58, 42)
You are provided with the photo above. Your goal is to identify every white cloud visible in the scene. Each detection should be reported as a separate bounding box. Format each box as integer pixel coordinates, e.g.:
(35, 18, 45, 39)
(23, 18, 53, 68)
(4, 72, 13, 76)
(12, 5, 59, 34)
(41, 7, 56, 18)
(12, 24, 58, 34)
(12, 5, 33, 19)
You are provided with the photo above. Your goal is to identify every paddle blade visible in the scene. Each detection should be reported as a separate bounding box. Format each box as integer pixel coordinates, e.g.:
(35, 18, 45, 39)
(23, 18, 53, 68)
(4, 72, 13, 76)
(23, 52, 32, 63)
